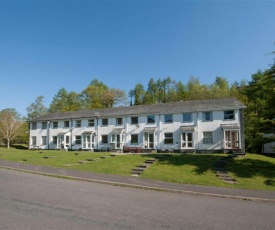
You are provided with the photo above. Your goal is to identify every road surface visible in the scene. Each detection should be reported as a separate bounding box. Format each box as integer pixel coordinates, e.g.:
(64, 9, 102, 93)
(1, 168, 274, 229)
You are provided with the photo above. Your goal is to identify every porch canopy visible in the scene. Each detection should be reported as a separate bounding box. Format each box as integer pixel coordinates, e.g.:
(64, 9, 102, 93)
(143, 127, 156, 133)
(57, 131, 69, 136)
(180, 125, 195, 132)
(82, 130, 95, 134)
(221, 124, 240, 130)
(111, 128, 124, 134)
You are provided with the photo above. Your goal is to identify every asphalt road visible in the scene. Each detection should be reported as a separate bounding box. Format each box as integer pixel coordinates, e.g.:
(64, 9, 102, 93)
(1, 169, 275, 230)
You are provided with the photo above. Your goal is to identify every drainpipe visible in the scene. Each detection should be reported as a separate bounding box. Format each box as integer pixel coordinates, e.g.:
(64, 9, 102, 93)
(47, 121, 50, 150)
(196, 110, 199, 153)
(70, 119, 73, 151)
(28, 122, 31, 150)
(95, 116, 99, 151)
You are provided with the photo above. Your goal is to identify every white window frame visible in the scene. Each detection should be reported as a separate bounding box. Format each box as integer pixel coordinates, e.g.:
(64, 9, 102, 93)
(41, 136, 47, 145)
(164, 133, 173, 144)
(203, 132, 213, 144)
(102, 118, 108, 126)
(147, 115, 155, 124)
(164, 114, 173, 123)
(76, 120, 82, 128)
(31, 136, 37, 146)
(224, 110, 235, 120)
(88, 119, 94, 127)
(42, 122, 47, 129)
(75, 135, 81, 145)
(183, 113, 192, 122)
(130, 134, 138, 144)
(53, 121, 58, 129)
(203, 112, 213, 121)
(64, 121, 70, 128)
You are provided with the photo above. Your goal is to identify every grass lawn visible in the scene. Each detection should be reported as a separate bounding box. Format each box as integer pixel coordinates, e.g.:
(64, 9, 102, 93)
(0, 147, 274, 191)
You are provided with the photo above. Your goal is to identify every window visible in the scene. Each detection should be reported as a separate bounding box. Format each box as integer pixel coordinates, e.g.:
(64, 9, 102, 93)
(64, 121, 70, 128)
(75, 136, 81, 145)
(42, 122, 47, 129)
(224, 110, 235, 120)
(88, 119, 94, 127)
(183, 113, 192, 122)
(76, 120, 81, 127)
(164, 114, 173, 123)
(131, 117, 138, 124)
(53, 122, 58, 128)
(203, 132, 213, 144)
(147, 115, 155, 124)
(41, 136, 47, 145)
(52, 136, 57, 144)
(101, 135, 108, 144)
(203, 112, 212, 121)
(116, 118, 122, 125)
(102, 118, 108, 126)
(131, 134, 138, 144)
(31, 136, 37, 146)
(31, 123, 37, 130)
(164, 133, 173, 144)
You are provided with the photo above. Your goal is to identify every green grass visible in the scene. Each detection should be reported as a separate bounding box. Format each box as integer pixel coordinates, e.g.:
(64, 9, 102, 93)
(0, 147, 275, 191)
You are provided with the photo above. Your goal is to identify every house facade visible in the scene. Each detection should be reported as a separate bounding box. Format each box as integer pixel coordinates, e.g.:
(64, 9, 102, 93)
(29, 98, 245, 154)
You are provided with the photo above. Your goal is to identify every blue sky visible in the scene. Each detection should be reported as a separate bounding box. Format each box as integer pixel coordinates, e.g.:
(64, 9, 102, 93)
(0, 0, 274, 117)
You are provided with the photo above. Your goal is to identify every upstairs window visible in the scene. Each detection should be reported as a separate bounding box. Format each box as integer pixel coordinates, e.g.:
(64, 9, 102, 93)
(42, 122, 47, 129)
(53, 121, 58, 129)
(116, 118, 122, 125)
(88, 119, 94, 127)
(224, 110, 235, 120)
(64, 121, 70, 128)
(131, 117, 138, 125)
(102, 118, 108, 126)
(147, 115, 155, 124)
(76, 120, 82, 128)
(164, 114, 173, 123)
(31, 123, 37, 130)
(203, 112, 213, 121)
(183, 113, 192, 122)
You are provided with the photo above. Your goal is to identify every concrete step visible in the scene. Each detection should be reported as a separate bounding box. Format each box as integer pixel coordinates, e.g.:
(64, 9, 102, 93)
(131, 168, 145, 172)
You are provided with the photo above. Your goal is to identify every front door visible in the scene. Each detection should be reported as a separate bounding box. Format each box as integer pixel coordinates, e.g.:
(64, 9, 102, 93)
(111, 134, 121, 149)
(144, 133, 154, 148)
(58, 135, 64, 148)
(225, 131, 239, 148)
(82, 134, 95, 149)
(181, 132, 193, 149)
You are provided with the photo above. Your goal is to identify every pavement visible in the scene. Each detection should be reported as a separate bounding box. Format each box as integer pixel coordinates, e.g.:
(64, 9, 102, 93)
(0, 159, 275, 202)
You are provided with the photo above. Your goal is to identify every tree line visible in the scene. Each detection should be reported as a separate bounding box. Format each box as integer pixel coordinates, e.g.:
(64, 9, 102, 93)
(1, 55, 274, 152)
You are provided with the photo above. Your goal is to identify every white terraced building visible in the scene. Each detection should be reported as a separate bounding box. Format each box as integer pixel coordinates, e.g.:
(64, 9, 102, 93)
(29, 98, 245, 154)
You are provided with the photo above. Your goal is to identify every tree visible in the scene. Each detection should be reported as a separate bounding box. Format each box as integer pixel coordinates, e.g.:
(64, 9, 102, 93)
(82, 79, 127, 108)
(0, 109, 25, 149)
(245, 63, 275, 153)
(49, 88, 83, 113)
(133, 83, 145, 105)
(26, 96, 48, 120)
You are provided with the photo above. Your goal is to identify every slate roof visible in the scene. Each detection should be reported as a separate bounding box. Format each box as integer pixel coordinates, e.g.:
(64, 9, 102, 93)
(31, 98, 245, 122)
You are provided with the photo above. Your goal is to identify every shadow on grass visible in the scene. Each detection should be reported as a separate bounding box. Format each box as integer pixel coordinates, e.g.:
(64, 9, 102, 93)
(141, 153, 222, 175)
(142, 153, 275, 183)
(226, 158, 275, 180)
(11, 144, 28, 150)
